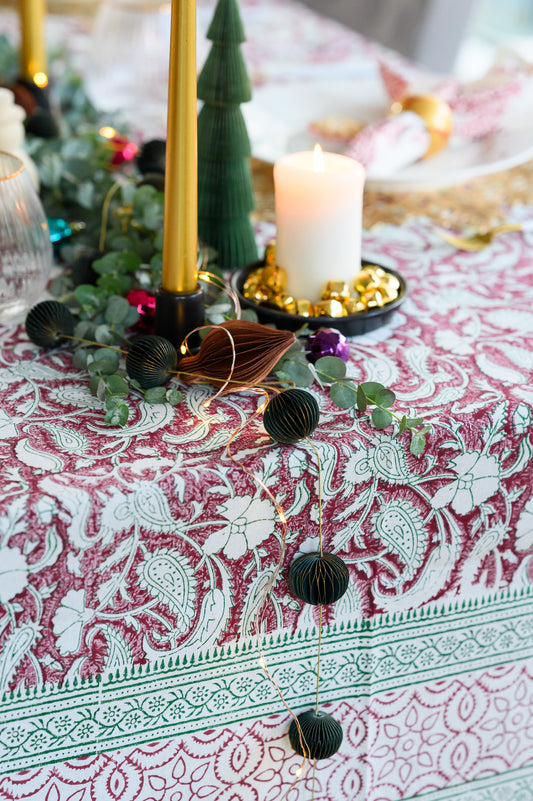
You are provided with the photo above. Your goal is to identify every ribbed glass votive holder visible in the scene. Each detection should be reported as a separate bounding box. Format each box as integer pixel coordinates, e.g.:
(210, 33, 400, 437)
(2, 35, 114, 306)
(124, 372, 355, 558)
(0, 151, 52, 321)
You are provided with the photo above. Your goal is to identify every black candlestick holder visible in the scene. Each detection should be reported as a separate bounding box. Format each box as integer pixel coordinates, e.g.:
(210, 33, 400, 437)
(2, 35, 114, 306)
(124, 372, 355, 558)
(154, 286, 205, 350)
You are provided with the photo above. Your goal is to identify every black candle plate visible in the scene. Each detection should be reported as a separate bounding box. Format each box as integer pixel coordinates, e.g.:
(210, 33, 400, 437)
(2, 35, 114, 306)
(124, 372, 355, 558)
(231, 261, 408, 336)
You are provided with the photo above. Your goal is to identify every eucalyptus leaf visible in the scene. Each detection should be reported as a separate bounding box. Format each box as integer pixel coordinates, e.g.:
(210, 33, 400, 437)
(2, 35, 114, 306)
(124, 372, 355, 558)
(274, 369, 291, 385)
(410, 432, 426, 457)
(96, 377, 107, 402)
(108, 235, 133, 252)
(143, 202, 163, 231)
(375, 388, 396, 408)
(145, 386, 167, 403)
(372, 407, 393, 429)
(76, 181, 95, 209)
(92, 255, 117, 275)
(97, 273, 133, 296)
(88, 359, 116, 376)
(405, 417, 424, 428)
(314, 356, 347, 382)
(330, 381, 357, 409)
(123, 305, 141, 327)
(399, 415, 408, 434)
(117, 252, 142, 273)
(166, 388, 183, 406)
(121, 182, 136, 205)
(89, 375, 100, 396)
(72, 349, 88, 370)
(105, 399, 129, 426)
(278, 359, 314, 388)
(74, 284, 103, 307)
(150, 253, 162, 272)
(105, 374, 129, 397)
(93, 348, 119, 367)
(105, 295, 131, 325)
(360, 381, 385, 403)
(356, 385, 367, 413)
(239, 308, 259, 323)
(94, 324, 113, 345)
(49, 276, 67, 297)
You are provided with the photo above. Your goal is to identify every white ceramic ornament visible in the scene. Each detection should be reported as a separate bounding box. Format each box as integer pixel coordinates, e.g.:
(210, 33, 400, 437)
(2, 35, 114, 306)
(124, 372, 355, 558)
(0, 88, 39, 190)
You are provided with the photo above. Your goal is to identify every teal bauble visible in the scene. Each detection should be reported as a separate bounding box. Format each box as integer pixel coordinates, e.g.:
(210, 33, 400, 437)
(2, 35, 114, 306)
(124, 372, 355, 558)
(263, 389, 319, 444)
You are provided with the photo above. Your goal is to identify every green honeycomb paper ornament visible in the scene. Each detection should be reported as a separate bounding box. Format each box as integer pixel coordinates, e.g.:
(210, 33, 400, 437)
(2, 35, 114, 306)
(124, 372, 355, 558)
(197, 0, 258, 269)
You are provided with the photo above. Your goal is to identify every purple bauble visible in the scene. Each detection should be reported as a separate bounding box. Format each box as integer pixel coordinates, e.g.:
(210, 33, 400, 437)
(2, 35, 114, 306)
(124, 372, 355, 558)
(306, 328, 350, 364)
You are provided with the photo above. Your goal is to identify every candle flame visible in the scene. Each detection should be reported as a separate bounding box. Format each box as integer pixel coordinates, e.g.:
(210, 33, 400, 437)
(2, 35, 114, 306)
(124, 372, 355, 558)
(312, 143, 325, 173)
(33, 72, 48, 88)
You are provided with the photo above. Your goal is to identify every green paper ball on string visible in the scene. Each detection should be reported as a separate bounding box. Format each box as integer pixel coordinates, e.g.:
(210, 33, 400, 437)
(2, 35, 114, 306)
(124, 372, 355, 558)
(25, 300, 75, 348)
(263, 389, 319, 444)
(126, 335, 177, 389)
(289, 710, 343, 760)
(288, 551, 349, 606)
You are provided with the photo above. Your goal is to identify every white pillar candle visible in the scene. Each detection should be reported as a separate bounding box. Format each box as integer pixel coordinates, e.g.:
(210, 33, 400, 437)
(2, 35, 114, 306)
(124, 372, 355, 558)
(274, 145, 365, 302)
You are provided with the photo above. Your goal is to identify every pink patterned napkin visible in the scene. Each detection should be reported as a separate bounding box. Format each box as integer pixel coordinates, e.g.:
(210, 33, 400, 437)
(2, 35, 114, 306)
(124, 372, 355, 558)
(345, 49, 532, 176)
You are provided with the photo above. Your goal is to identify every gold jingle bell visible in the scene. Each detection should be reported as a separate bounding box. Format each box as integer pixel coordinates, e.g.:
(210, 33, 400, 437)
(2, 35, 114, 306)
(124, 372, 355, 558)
(261, 264, 287, 295)
(365, 289, 386, 309)
(314, 299, 347, 317)
(296, 299, 313, 317)
(393, 94, 453, 158)
(344, 297, 367, 315)
(264, 241, 277, 267)
(322, 280, 351, 301)
(377, 282, 399, 304)
(243, 267, 265, 296)
(354, 267, 382, 293)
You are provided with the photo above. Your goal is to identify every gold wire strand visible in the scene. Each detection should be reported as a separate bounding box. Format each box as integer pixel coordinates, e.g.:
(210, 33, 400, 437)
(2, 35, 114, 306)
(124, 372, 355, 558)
(315, 604, 323, 715)
(302, 438, 326, 801)
(277, 760, 309, 801)
(278, 760, 309, 801)
(305, 438, 323, 556)
(180, 324, 237, 400)
(172, 368, 287, 395)
(98, 181, 122, 253)
(197, 269, 242, 320)
(225, 397, 310, 765)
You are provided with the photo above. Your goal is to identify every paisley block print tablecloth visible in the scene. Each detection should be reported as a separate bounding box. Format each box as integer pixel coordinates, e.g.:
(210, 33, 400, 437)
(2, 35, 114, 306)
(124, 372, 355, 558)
(1, 212, 533, 801)
(2, 0, 533, 798)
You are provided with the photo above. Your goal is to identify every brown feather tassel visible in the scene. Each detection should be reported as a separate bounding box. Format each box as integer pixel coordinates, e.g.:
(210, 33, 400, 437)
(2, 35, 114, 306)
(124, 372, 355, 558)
(178, 320, 296, 391)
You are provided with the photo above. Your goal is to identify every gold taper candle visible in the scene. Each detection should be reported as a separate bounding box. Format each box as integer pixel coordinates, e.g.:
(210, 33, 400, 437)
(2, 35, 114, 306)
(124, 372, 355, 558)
(162, 0, 198, 295)
(20, 0, 48, 85)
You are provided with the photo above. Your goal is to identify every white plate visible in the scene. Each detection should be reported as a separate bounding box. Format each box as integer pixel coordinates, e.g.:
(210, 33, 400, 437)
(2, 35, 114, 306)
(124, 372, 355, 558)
(244, 78, 533, 191)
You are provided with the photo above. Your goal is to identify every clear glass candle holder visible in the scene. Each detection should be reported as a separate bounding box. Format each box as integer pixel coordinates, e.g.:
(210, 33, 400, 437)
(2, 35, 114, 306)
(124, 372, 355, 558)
(0, 151, 52, 322)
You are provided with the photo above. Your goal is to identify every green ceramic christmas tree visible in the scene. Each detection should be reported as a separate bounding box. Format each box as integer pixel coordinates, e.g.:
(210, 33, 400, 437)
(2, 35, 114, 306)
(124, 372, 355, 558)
(197, 0, 258, 269)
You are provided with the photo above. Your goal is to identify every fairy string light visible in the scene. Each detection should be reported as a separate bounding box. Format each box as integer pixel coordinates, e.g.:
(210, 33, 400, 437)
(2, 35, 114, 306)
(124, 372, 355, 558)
(24, 297, 347, 794)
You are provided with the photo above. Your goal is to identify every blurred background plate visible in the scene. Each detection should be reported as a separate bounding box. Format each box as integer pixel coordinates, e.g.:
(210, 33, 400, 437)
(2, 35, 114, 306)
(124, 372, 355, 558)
(244, 78, 533, 192)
